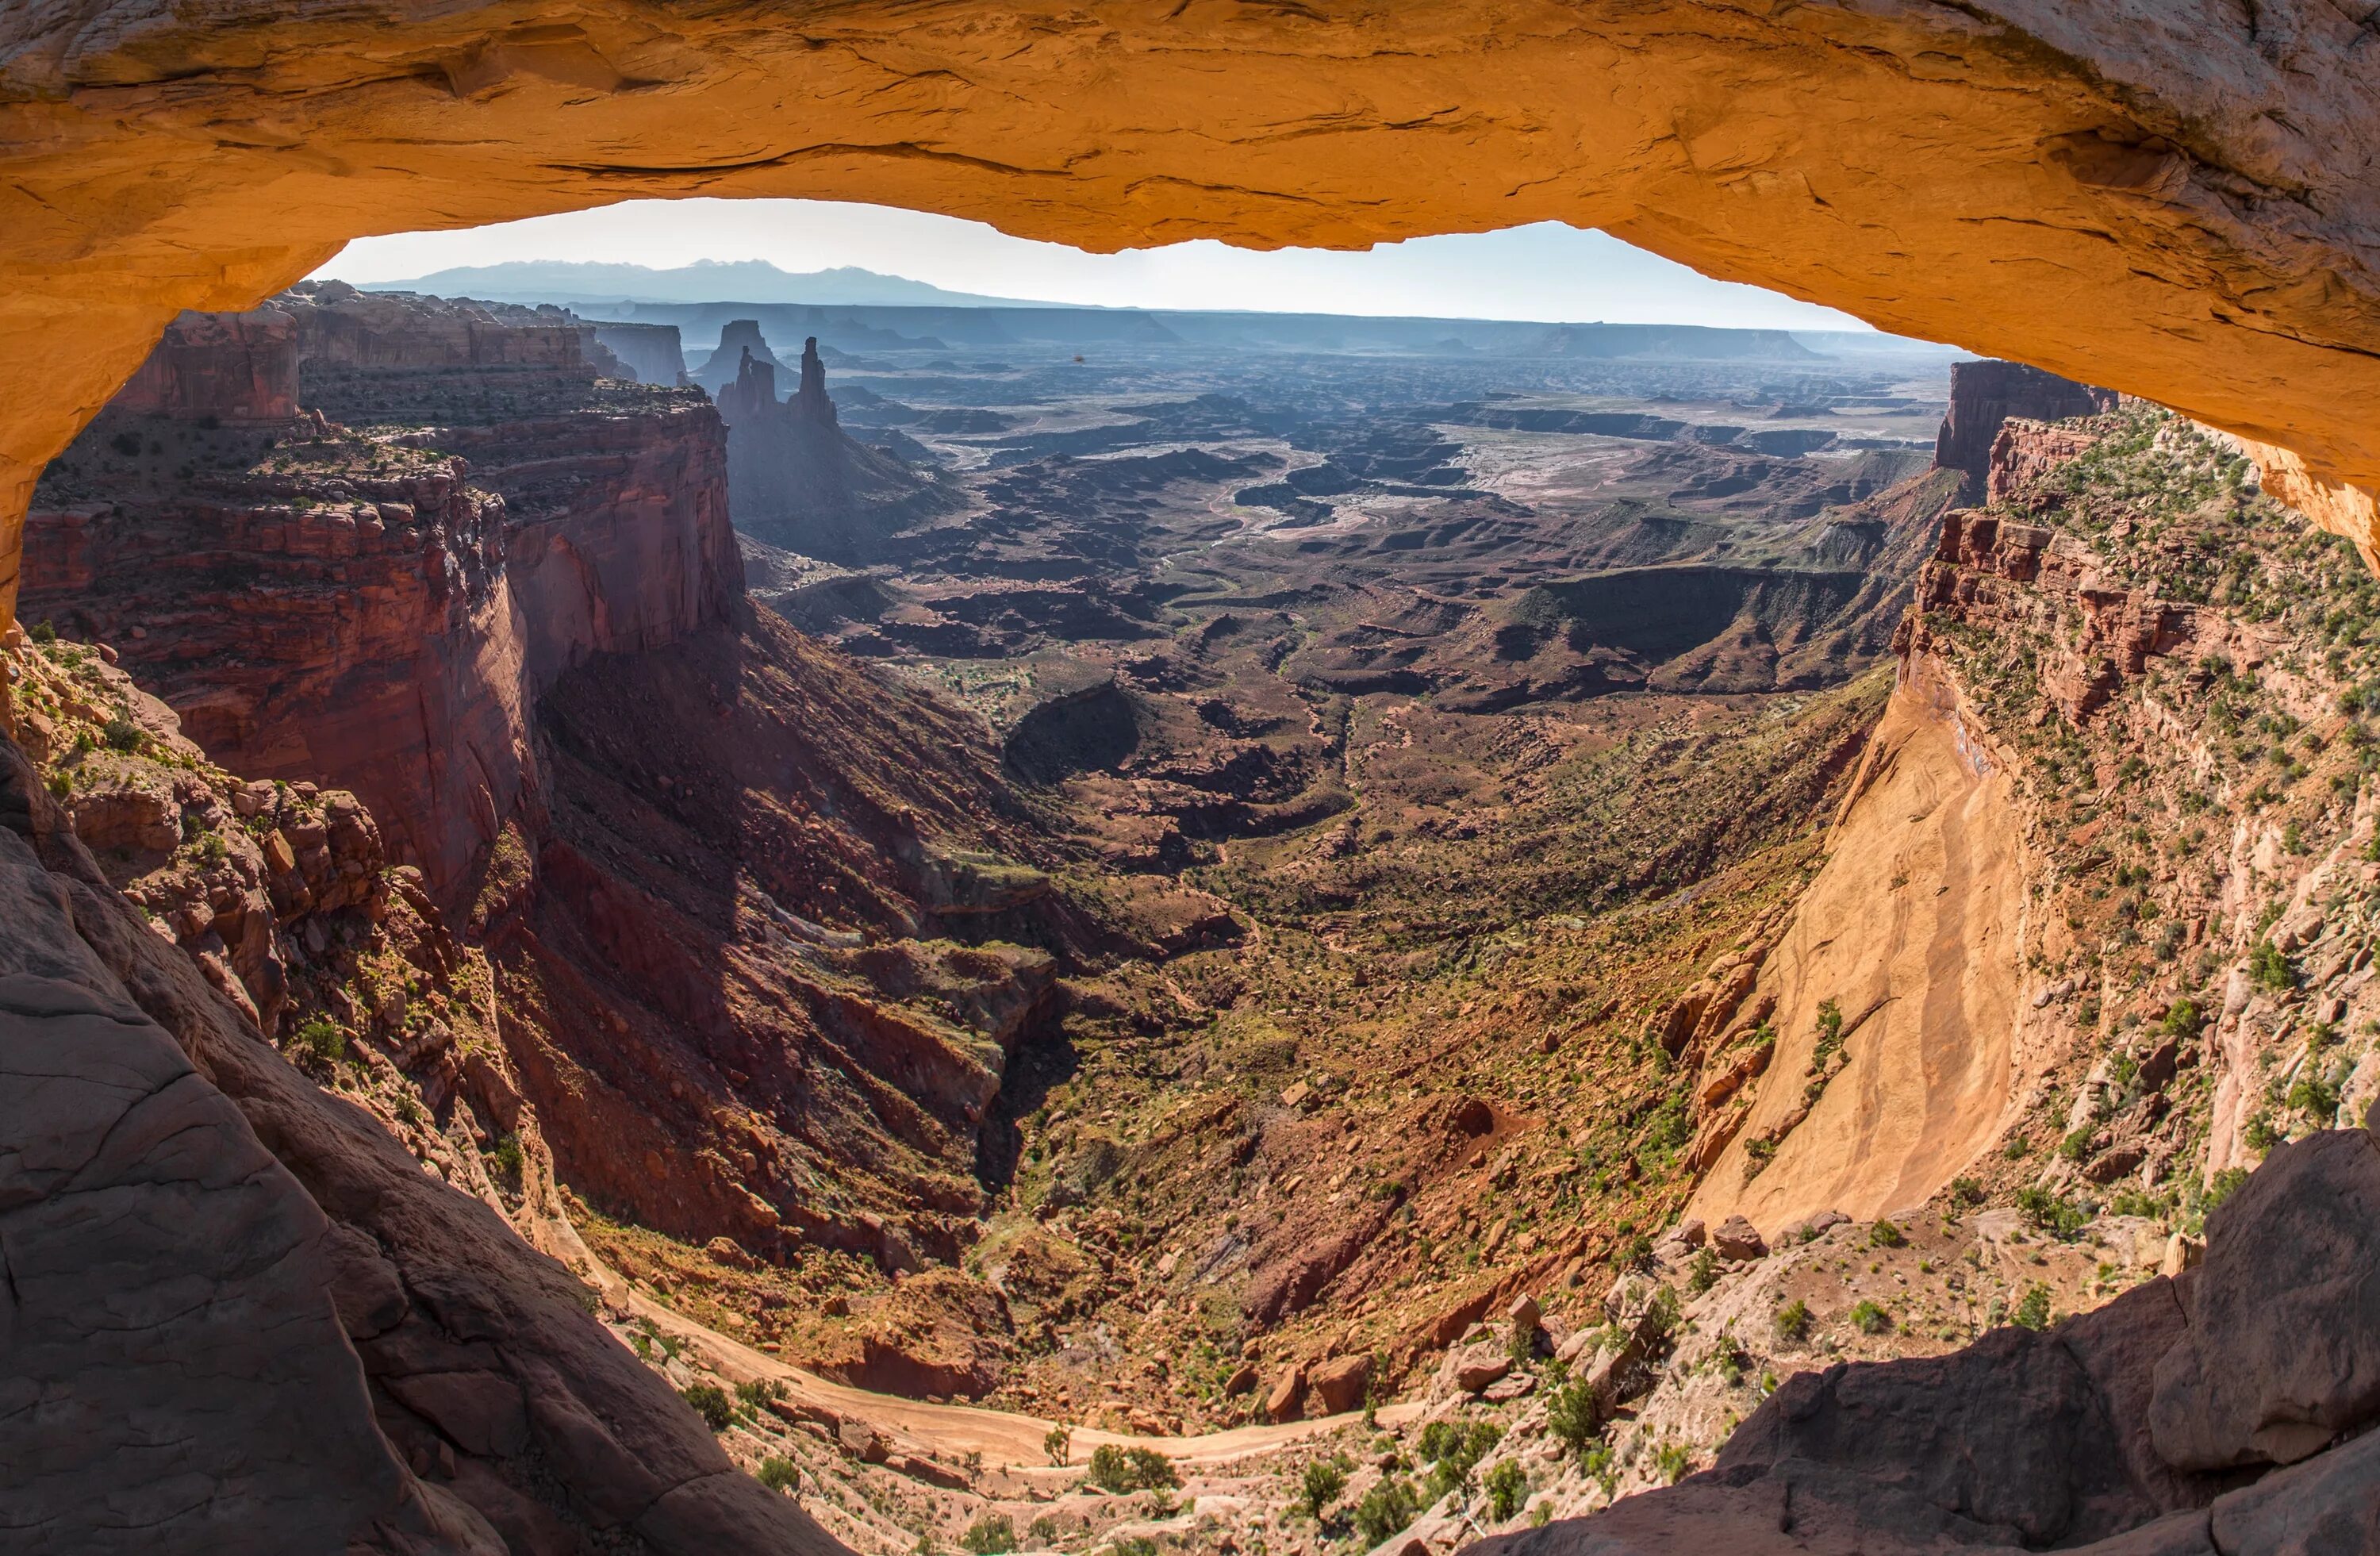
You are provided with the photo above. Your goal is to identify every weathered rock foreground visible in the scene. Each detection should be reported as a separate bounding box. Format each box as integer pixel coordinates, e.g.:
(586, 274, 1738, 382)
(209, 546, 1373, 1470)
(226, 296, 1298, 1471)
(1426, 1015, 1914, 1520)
(6, 0, 2380, 629)
(1472, 1125, 2380, 1554)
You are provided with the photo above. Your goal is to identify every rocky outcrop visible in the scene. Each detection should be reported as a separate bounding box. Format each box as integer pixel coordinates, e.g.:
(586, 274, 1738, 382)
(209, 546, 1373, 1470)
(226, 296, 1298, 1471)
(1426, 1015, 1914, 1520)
(19, 288, 737, 906)
(1933, 359, 2115, 501)
(1479, 1126, 2380, 1555)
(0, 661, 839, 1552)
(708, 328, 960, 563)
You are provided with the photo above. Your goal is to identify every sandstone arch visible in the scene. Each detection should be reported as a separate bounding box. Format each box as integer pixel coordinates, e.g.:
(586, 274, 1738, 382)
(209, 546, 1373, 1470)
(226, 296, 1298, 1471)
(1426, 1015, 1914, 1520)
(5, 0, 2380, 632)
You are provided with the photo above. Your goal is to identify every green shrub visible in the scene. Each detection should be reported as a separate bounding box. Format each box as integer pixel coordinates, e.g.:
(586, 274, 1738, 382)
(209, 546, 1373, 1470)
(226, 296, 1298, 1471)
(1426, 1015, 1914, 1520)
(1299, 1458, 1346, 1520)
(1418, 1420, 1503, 1502)
(755, 1456, 800, 1493)
(1774, 1299, 1811, 1341)
(1687, 1247, 1719, 1295)
(489, 1133, 524, 1184)
(2159, 999, 2202, 1039)
(1484, 1458, 1528, 1521)
(102, 716, 143, 752)
(2015, 1185, 2086, 1238)
(1085, 1443, 1177, 1494)
(735, 1377, 782, 1412)
(681, 1381, 732, 1431)
(1653, 1443, 1691, 1485)
(2244, 1112, 2282, 1151)
(1868, 1220, 1904, 1249)
(2204, 1166, 2250, 1212)
(959, 1514, 1015, 1554)
(1948, 1177, 1985, 1208)
(290, 1015, 345, 1068)
(29, 620, 56, 644)
(1353, 1477, 1420, 1545)
(1042, 1424, 1071, 1466)
(2059, 1126, 2095, 1162)
(2249, 939, 2295, 991)
(1849, 1300, 1891, 1335)
(2012, 1285, 2053, 1331)
(1544, 1373, 1602, 1459)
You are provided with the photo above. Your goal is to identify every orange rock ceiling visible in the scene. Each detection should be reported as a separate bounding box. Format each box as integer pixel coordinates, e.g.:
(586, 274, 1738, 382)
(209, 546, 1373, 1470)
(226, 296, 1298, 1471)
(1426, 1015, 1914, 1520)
(5, 0, 2380, 630)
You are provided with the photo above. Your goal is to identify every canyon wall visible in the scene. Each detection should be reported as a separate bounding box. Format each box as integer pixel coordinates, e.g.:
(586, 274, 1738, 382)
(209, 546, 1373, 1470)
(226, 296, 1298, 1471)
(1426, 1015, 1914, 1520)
(19, 288, 738, 905)
(20, 286, 1077, 1307)
(1933, 359, 2116, 501)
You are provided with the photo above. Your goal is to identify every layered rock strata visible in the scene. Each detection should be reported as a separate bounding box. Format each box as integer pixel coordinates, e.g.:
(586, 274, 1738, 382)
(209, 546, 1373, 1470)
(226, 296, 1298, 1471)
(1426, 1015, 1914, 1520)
(1933, 359, 2117, 501)
(19, 287, 737, 905)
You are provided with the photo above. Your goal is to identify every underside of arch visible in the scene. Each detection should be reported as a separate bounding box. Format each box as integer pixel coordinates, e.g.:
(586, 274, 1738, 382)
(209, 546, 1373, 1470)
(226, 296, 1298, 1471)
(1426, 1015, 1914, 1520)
(4, 0, 2379, 631)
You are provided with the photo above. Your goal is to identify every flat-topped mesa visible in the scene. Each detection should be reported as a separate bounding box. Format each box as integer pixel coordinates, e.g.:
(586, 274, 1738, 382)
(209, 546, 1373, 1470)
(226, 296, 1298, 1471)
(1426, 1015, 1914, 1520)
(278, 279, 588, 373)
(1933, 360, 2117, 502)
(587, 321, 688, 386)
(691, 317, 783, 394)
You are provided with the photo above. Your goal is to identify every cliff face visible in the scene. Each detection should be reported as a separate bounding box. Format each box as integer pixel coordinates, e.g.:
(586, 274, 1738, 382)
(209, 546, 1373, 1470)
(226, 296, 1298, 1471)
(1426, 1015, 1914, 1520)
(710, 330, 962, 563)
(21, 286, 1081, 1340)
(1, 635, 836, 1554)
(590, 321, 689, 386)
(1933, 359, 2117, 500)
(20, 288, 738, 905)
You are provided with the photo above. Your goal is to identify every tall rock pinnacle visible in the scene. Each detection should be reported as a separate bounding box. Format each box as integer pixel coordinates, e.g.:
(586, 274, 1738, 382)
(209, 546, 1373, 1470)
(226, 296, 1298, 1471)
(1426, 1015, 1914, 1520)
(794, 335, 837, 426)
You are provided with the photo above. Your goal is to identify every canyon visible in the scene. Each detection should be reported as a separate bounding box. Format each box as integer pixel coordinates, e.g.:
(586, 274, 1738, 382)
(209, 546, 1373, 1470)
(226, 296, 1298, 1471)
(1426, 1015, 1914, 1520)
(15, 264, 2380, 1556)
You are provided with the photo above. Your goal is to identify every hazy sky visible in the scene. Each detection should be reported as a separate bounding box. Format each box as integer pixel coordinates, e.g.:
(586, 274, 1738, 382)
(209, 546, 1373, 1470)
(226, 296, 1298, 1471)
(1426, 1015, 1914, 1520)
(321, 198, 1874, 330)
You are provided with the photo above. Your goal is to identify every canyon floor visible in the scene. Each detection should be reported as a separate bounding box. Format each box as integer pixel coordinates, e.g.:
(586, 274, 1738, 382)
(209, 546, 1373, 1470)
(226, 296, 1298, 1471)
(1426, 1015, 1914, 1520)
(19, 299, 2380, 1554)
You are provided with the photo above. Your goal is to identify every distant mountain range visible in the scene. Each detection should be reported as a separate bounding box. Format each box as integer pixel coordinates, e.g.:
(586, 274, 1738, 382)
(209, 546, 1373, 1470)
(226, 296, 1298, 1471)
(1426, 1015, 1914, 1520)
(353, 260, 1055, 309)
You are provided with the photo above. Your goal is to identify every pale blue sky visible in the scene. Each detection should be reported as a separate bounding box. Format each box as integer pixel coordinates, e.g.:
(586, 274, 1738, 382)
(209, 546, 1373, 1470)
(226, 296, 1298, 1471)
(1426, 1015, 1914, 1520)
(321, 198, 1872, 329)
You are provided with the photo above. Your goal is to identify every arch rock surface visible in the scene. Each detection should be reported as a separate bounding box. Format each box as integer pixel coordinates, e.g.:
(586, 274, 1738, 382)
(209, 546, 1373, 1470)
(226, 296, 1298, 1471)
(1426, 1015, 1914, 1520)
(3, 0, 2380, 631)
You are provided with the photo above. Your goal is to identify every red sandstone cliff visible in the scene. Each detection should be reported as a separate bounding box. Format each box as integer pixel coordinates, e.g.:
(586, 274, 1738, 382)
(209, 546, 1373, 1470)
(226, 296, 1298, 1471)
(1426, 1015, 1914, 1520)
(21, 288, 738, 906)
(1933, 359, 2117, 501)
(21, 289, 1080, 1299)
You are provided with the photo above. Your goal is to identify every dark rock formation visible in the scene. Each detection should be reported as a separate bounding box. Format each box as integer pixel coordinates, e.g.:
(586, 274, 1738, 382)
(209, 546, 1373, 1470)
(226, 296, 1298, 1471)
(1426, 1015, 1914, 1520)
(706, 325, 960, 564)
(1473, 1126, 2380, 1555)
(588, 321, 688, 386)
(1933, 360, 2117, 501)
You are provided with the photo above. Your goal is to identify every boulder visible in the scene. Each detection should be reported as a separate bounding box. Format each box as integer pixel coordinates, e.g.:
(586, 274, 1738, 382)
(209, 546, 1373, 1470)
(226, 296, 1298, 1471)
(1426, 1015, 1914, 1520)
(1712, 1215, 1768, 1261)
(1449, 1343, 1511, 1394)
(2150, 1128, 2380, 1470)
(1308, 1354, 1373, 1415)
(1507, 1293, 1542, 1331)
(1263, 1363, 1307, 1423)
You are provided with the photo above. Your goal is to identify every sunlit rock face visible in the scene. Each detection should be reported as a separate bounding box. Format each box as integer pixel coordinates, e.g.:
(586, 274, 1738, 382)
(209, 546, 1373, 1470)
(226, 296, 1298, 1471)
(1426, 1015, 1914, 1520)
(3, 0, 2380, 627)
